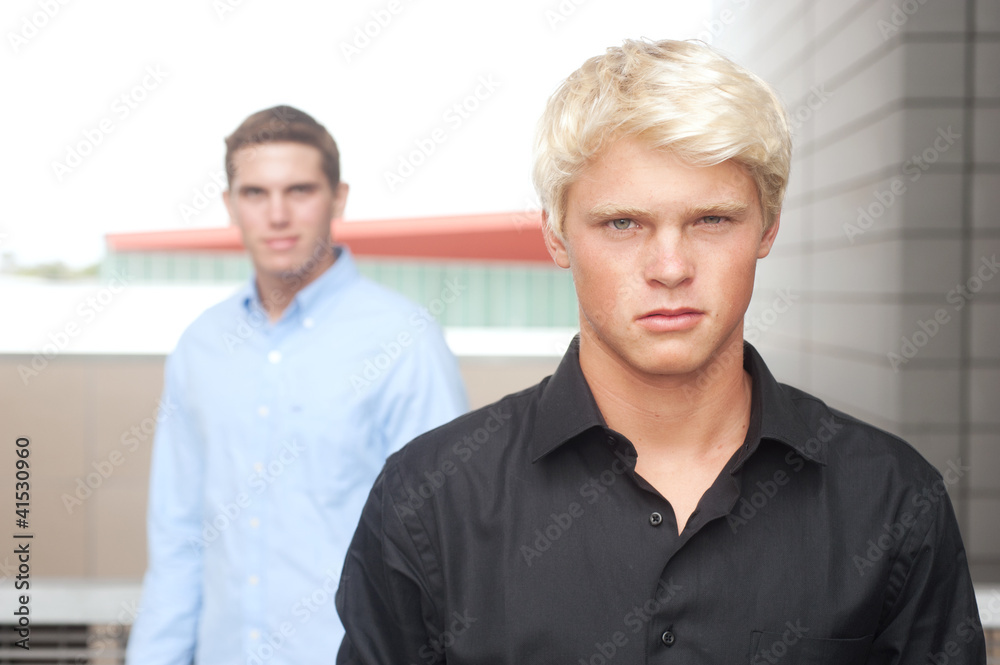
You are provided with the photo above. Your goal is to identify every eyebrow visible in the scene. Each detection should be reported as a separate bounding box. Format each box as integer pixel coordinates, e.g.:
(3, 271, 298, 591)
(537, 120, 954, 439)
(685, 201, 750, 218)
(586, 201, 750, 220)
(236, 181, 321, 195)
(585, 204, 654, 220)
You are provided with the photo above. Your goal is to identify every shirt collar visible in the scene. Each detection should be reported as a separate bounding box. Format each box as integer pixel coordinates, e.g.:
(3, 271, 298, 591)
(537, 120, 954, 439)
(240, 245, 359, 320)
(530, 336, 827, 466)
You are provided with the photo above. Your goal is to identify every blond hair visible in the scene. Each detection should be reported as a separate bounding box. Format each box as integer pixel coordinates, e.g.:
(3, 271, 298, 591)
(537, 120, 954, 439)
(533, 39, 791, 237)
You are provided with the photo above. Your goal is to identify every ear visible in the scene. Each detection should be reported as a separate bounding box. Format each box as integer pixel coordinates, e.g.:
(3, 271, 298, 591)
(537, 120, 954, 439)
(542, 211, 571, 269)
(331, 182, 349, 221)
(757, 212, 780, 259)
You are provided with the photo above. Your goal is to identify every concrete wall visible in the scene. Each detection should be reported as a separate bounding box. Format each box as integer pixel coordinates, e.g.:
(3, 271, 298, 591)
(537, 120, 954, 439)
(718, 0, 999, 582)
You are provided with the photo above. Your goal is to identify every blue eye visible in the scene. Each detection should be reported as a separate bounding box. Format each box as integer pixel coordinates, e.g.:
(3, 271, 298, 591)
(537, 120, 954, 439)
(702, 215, 723, 224)
(610, 219, 634, 230)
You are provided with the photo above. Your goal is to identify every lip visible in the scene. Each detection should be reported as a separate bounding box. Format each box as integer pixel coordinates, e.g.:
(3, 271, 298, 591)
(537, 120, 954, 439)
(635, 308, 704, 332)
(264, 237, 298, 251)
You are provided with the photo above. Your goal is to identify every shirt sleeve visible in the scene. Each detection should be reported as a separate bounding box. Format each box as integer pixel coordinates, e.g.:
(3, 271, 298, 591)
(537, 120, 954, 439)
(375, 318, 468, 456)
(868, 487, 986, 664)
(125, 353, 205, 665)
(336, 463, 441, 665)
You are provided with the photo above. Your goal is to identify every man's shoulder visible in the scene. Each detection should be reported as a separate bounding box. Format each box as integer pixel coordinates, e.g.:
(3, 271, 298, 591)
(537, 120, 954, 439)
(171, 285, 250, 350)
(385, 377, 548, 474)
(778, 380, 946, 487)
(338, 274, 430, 323)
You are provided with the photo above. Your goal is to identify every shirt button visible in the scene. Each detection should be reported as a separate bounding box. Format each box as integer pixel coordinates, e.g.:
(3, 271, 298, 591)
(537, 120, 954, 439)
(257, 405, 269, 417)
(249, 575, 259, 585)
(268, 350, 282, 364)
(303, 317, 315, 329)
(606, 435, 615, 445)
(649, 512, 663, 526)
(249, 517, 260, 528)
(661, 630, 676, 647)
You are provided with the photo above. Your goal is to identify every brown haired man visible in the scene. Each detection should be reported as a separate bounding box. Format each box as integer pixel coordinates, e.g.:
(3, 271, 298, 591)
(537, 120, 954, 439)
(127, 106, 467, 665)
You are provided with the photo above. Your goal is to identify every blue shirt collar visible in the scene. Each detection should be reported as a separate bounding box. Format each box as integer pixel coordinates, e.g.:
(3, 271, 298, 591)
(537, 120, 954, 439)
(240, 245, 360, 321)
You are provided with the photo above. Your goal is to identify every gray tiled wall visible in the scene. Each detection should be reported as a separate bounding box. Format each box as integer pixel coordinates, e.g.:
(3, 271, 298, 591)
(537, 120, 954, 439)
(717, 0, 999, 582)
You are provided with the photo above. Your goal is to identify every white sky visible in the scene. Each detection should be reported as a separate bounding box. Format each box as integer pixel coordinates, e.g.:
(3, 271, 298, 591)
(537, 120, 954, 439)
(2, 0, 713, 267)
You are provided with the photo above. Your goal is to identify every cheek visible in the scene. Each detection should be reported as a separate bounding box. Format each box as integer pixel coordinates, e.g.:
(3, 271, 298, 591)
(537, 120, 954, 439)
(572, 259, 637, 325)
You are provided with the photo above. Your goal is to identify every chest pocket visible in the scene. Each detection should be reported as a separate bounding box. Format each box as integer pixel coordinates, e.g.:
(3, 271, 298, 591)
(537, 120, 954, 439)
(749, 630, 873, 664)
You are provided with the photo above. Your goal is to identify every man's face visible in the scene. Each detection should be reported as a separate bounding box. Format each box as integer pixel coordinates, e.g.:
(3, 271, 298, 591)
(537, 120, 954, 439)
(544, 135, 779, 380)
(224, 141, 347, 284)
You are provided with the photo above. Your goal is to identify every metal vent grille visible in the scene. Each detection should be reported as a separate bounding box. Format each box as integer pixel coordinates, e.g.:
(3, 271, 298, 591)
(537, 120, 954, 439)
(0, 624, 128, 665)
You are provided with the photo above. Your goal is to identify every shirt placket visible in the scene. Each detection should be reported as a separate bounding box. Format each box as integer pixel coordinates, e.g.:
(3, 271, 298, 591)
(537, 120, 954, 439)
(244, 313, 289, 653)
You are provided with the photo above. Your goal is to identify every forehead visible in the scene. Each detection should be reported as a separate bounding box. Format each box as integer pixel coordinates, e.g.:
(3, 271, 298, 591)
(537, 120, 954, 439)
(230, 141, 325, 185)
(566, 136, 760, 213)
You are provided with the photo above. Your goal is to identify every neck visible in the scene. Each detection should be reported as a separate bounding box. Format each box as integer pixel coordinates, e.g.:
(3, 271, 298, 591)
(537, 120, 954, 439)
(255, 248, 336, 322)
(580, 330, 752, 460)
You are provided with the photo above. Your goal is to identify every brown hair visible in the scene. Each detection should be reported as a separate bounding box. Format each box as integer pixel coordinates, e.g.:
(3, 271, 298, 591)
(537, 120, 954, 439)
(225, 105, 341, 189)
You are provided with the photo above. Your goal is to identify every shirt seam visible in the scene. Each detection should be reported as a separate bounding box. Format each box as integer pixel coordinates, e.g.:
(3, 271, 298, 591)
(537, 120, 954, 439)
(874, 483, 941, 633)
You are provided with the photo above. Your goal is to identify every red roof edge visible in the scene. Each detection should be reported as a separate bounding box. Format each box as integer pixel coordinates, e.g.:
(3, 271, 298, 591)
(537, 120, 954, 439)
(106, 211, 551, 263)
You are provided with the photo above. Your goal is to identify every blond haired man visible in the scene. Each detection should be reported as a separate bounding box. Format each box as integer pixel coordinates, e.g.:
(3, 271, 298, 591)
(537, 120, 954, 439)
(335, 41, 985, 664)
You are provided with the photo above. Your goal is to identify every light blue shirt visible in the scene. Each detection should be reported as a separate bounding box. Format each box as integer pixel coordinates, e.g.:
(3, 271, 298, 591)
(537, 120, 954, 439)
(126, 247, 468, 665)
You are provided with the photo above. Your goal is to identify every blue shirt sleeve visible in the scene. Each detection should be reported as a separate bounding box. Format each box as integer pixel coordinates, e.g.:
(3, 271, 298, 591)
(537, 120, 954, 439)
(125, 353, 204, 665)
(375, 317, 468, 456)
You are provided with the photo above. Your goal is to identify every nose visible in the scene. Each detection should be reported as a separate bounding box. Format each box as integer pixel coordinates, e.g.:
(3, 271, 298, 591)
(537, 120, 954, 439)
(267, 192, 290, 226)
(644, 227, 694, 289)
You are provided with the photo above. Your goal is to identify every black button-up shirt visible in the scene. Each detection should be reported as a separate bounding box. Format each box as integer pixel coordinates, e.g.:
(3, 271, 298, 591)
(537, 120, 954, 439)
(337, 339, 985, 664)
